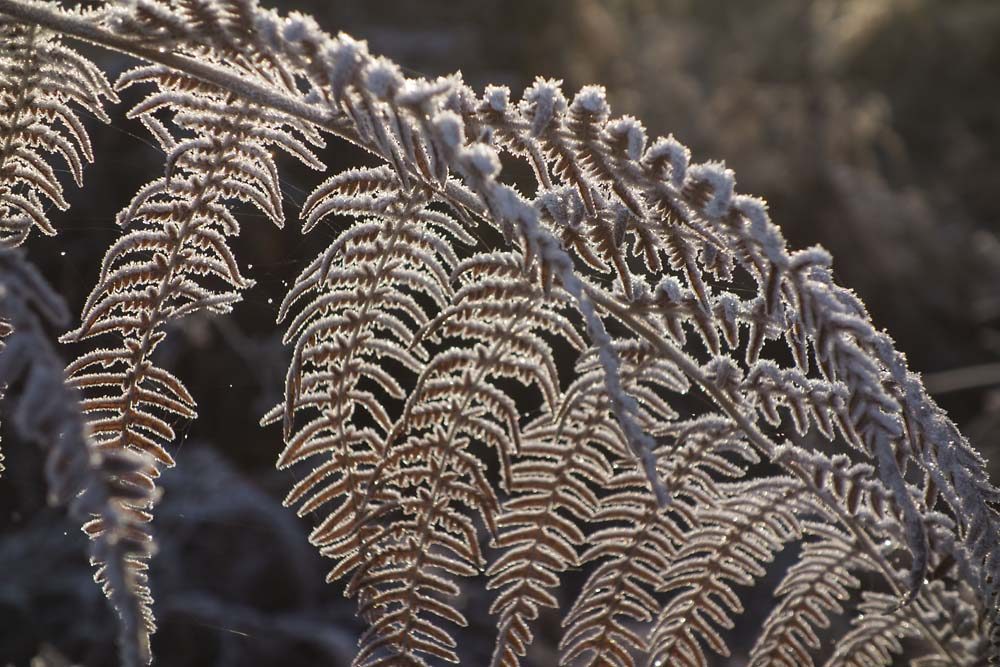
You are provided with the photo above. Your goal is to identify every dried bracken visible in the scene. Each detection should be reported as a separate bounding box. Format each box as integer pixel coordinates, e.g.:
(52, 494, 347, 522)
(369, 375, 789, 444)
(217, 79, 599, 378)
(0, 1, 996, 665)
(0, 249, 155, 667)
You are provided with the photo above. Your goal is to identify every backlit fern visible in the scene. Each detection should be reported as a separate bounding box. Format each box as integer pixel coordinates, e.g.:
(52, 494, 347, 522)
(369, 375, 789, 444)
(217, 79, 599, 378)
(0, 1, 996, 665)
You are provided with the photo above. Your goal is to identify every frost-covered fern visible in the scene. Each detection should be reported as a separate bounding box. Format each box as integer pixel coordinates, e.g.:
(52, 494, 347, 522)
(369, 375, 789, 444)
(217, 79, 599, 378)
(0, 249, 155, 667)
(0, 1, 996, 666)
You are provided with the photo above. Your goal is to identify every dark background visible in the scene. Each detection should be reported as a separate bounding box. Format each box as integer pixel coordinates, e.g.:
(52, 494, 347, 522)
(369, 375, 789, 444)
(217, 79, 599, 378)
(2, 1, 999, 665)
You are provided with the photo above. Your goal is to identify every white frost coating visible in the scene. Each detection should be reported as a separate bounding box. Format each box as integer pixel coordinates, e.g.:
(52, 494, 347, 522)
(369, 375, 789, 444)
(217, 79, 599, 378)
(364, 57, 403, 100)
(606, 116, 647, 162)
(687, 161, 735, 219)
(107, 0, 187, 40)
(871, 428, 928, 600)
(522, 77, 567, 137)
(324, 33, 368, 100)
(462, 143, 501, 179)
(866, 406, 904, 438)
(733, 195, 788, 268)
(433, 110, 465, 151)
(658, 276, 684, 304)
(572, 85, 609, 116)
(394, 76, 453, 108)
(715, 292, 740, 318)
(788, 245, 833, 271)
(704, 355, 742, 391)
(867, 327, 1000, 603)
(535, 189, 566, 221)
(535, 187, 583, 228)
(643, 135, 690, 187)
(252, 10, 281, 50)
(281, 12, 320, 45)
(715, 292, 740, 344)
(483, 85, 510, 112)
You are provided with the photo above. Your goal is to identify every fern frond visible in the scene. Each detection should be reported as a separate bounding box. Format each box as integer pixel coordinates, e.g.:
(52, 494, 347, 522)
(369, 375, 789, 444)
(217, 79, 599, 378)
(348, 253, 583, 666)
(57, 46, 320, 655)
(557, 413, 753, 667)
(272, 183, 485, 665)
(648, 477, 813, 667)
(818, 587, 985, 667)
(748, 523, 871, 667)
(558, 474, 673, 667)
(0, 20, 116, 245)
(439, 277, 684, 667)
(0, 249, 155, 667)
(0, 1, 996, 664)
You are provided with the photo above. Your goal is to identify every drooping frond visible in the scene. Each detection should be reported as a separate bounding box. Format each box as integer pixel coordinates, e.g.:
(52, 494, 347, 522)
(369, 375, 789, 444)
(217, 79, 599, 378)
(57, 45, 321, 655)
(64, 59, 318, 456)
(338, 252, 586, 667)
(820, 587, 981, 667)
(748, 523, 871, 667)
(0, 1, 996, 665)
(555, 344, 704, 665)
(0, 249, 155, 667)
(347, 252, 582, 666)
(270, 176, 486, 665)
(648, 477, 813, 667)
(0, 20, 116, 245)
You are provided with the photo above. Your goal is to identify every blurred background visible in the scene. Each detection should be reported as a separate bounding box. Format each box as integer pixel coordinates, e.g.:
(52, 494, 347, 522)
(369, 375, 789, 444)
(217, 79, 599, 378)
(2, 0, 999, 665)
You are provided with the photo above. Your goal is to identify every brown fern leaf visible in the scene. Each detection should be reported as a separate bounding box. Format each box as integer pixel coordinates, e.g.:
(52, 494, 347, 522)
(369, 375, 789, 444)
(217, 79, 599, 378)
(268, 183, 471, 664)
(563, 88, 643, 214)
(560, 414, 755, 667)
(0, 20, 116, 245)
(346, 253, 581, 666)
(648, 478, 813, 667)
(60, 57, 320, 653)
(559, 475, 673, 667)
(748, 523, 871, 667)
(821, 586, 983, 667)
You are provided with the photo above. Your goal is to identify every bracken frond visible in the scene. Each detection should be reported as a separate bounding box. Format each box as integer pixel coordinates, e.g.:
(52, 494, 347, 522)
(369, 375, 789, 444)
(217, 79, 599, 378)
(0, 1, 995, 665)
(0, 19, 116, 245)
(0, 249, 155, 667)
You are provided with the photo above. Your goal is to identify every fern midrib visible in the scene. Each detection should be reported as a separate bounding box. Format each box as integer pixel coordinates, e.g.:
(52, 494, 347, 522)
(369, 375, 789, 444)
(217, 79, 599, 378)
(749, 538, 864, 666)
(656, 484, 803, 659)
(386, 327, 522, 659)
(579, 502, 660, 664)
(568, 430, 716, 658)
(107, 136, 237, 457)
(491, 406, 607, 666)
(572, 438, 709, 665)
(305, 216, 412, 564)
(0, 25, 35, 153)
